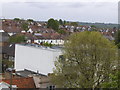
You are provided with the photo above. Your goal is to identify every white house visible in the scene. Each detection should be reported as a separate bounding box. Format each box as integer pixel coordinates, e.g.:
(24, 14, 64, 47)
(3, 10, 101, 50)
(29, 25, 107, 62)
(34, 39, 64, 45)
(15, 44, 62, 75)
(27, 28, 33, 33)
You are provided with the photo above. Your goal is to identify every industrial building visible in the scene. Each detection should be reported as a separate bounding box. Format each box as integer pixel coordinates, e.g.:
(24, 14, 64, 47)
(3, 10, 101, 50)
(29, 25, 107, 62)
(15, 44, 62, 75)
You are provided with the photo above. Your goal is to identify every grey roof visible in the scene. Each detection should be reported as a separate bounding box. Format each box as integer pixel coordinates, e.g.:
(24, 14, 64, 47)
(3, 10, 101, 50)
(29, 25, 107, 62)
(2, 44, 15, 56)
(0, 32, 9, 42)
(16, 69, 47, 77)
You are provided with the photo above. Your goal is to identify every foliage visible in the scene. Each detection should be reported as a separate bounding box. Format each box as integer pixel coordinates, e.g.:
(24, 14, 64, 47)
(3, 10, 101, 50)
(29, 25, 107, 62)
(9, 35, 26, 43)
(59, 19, 63, 25)
(63, 20, 66, 25)
(14, 18, 20, 21)
(70, 22, 78, 26)
(43, 42, 53, 47)
(101, 70, 120, 88)
(47, 18, 59, 31)
(21, 22, 29, 31)
(58, 29, 66, 35)
(27, 19, 34, 22)
(0, 59, 14, 73)
(91, 25, 96, 28)
(50, 31, 118, 88)
(115, 30, 120, 49)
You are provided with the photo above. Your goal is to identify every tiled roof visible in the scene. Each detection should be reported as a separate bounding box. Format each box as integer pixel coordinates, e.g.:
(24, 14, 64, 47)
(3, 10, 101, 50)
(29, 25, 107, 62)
(2, 77, 36, 88)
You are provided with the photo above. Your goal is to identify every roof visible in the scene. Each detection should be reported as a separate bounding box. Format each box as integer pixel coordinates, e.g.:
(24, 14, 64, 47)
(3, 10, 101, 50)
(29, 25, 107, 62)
(16, 69, 47, 77)
(2, 77, 36, 88)
(0, 32, 9, 42)
(2, 44, 15, 56)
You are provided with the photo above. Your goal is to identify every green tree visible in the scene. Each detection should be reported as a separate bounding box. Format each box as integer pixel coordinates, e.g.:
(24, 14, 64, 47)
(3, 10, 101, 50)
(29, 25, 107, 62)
(27, 19, 34, 22)
(59, 19, 63, 25)
(101, 70, 120, 88)
(47, 18, 59, 31)
(91, 25, 96, 28)
(58, 29, 66, 35)
(21, 22, 29, 31)
(70, 22, 78, 26)
(50, 31, 118, 88)
(14, 18, 20, 21)
(115, 30, 120, 49)
(63, 20, 66, 25)
(9, 34, 26, 43)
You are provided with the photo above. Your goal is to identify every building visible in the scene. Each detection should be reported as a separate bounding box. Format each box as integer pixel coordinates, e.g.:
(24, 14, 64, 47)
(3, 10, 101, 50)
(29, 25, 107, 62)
(34, 39, 64, 45)
(0, 81, 17, 89)
(0, 30, 9, 60)
(15, 44, 62, 75)
(2, 77, 35, 88)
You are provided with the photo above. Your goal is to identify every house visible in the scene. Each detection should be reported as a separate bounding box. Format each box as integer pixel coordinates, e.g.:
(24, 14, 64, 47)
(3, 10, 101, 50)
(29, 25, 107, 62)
(27, 28, 33, 33)
(2, 77, 36, 88)
(34, 39, 64, 45)
(15, 44, 62, 75)
(15, 69, 53, 88)
(0, 31, 9, 60)
(0, 81, 17, 89)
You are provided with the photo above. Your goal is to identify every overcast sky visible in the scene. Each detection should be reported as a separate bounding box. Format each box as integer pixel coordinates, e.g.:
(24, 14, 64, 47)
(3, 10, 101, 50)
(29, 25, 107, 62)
(0, 0, 119, 24)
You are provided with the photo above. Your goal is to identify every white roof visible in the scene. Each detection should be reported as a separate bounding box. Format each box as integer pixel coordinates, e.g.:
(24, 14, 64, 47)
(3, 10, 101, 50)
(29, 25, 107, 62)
(0, 30, 5, 32)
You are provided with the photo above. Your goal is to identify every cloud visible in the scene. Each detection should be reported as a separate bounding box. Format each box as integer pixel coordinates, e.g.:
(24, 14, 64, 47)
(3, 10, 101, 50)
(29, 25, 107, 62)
(25, 1, 118, 9)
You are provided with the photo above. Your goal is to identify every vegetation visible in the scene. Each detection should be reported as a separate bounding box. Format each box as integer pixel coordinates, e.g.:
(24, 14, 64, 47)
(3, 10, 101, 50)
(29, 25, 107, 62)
(43, 42, 53, 47)
(91, 25, 96, 28)
(59, 19, 63, 25)
(14, 18, 20, 21)
(9, 34, 26, 43)
(47, 18, 59, 31)
(50, 31, 118, 88)
(58, 29, 66, 35)
(21, 22, 29, 31)
(27, 19, 34, 22)
(0, 60, 14, 73)
(115, 30, 120, 49)
(101, 71, 120, 88)
(70, 22, 78, 26)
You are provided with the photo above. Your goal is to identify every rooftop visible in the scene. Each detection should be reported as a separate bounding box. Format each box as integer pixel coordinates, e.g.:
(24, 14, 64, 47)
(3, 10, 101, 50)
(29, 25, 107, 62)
(2, 77, 36, 88)
(17, 43, 63, 52)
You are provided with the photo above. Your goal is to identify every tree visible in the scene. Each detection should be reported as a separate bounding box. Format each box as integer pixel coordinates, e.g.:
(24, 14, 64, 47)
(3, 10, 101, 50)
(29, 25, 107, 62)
(14, 18, 20, 21)
(50, 31, 118, 88)
(21, 22, 29, 31)
(59, 19, 63, 25)
(27, 19, 34, 22)
(63, 20, 66, 25)
(9, 34, 26, 43)
(47, 18, 59, 31)
(70, 22, 78, 26)
(115, 30, 120, 49)
(58, 29, 66, 35)
(91, 25, 96, 28)
(101, 70, 120, 88)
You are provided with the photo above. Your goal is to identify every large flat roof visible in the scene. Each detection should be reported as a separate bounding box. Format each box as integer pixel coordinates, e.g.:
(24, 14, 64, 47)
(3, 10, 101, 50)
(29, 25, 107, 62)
(16, 43, 63, 52)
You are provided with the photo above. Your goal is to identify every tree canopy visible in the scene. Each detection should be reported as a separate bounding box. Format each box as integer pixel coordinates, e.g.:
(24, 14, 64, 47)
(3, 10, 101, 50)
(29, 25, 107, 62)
(21, 22, 29, 31)
(50, 31, 118, 88)
(9, 34, 26, 43)
(47, 18, 59, 31)
(115, 30, 120, 49)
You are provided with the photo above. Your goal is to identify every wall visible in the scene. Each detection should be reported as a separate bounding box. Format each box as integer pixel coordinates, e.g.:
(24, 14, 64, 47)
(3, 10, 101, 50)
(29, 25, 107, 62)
(15, 44, 62, 75)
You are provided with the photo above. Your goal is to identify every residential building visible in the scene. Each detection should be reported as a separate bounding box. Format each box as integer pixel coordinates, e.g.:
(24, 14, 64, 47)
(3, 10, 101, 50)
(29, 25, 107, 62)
(2, 77, 35, 88)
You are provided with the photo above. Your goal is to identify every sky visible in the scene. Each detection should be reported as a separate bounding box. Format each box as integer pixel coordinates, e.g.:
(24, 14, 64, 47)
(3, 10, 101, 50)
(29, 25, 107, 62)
(0, 0, 120, 24)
